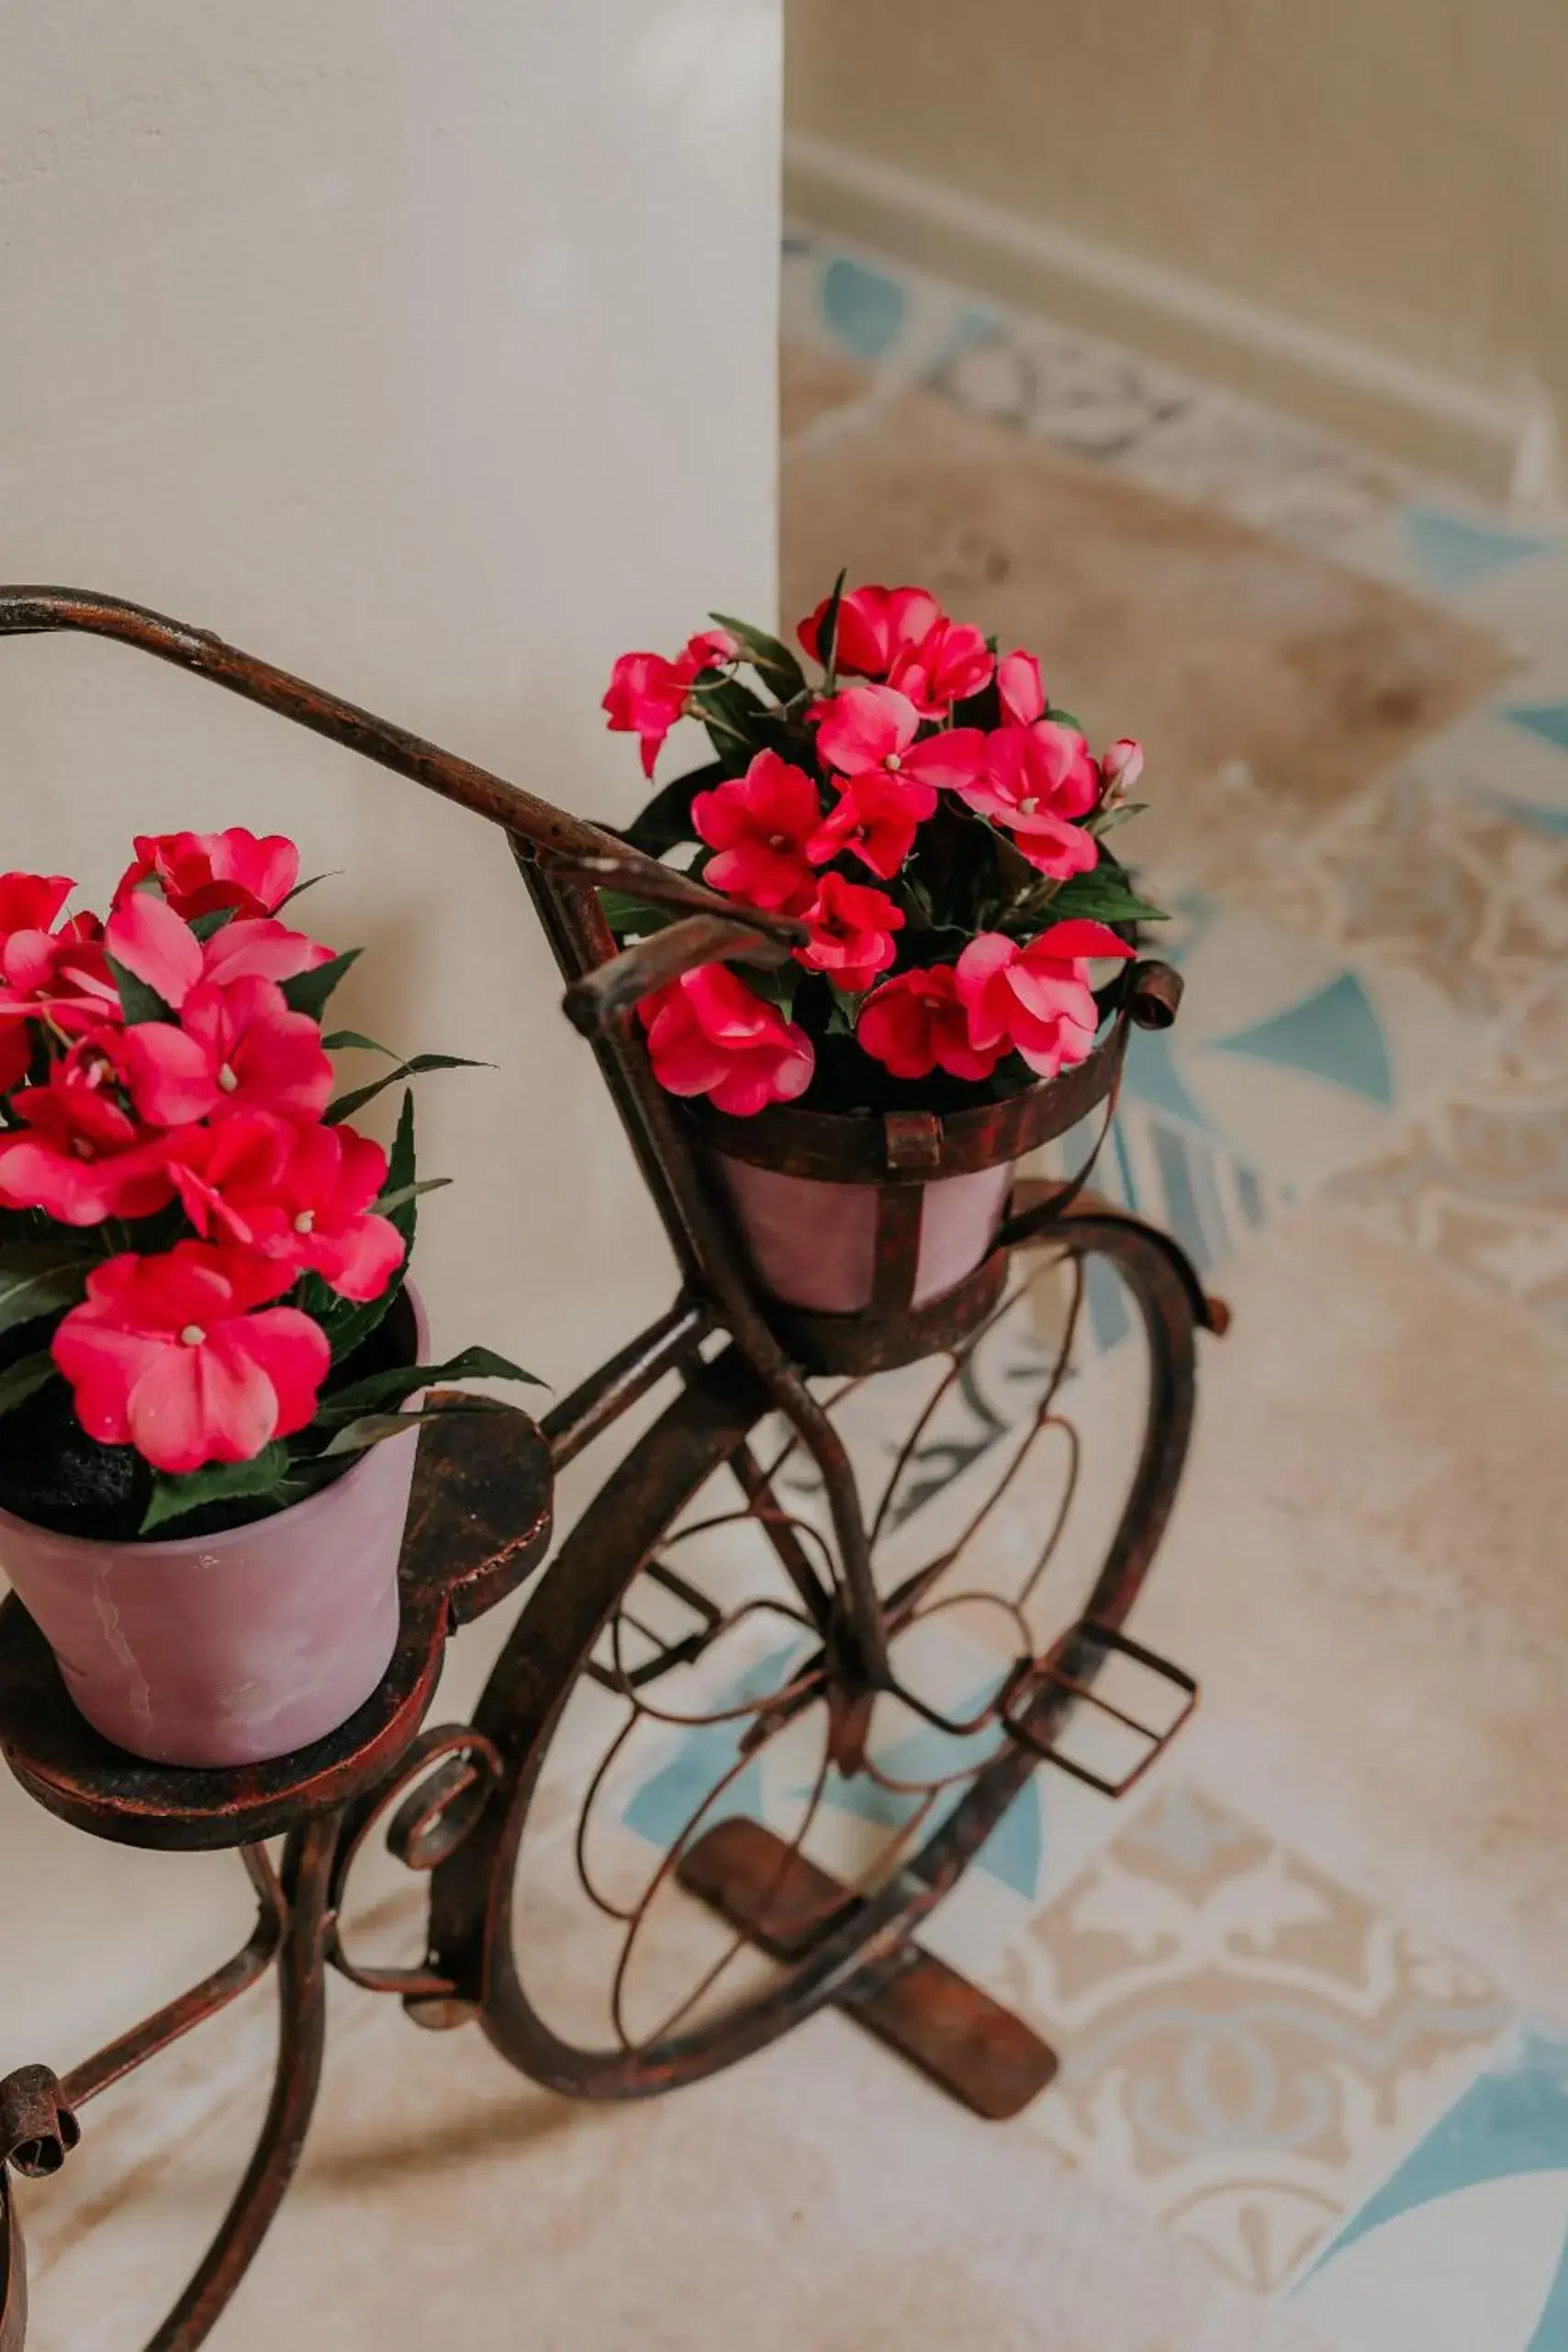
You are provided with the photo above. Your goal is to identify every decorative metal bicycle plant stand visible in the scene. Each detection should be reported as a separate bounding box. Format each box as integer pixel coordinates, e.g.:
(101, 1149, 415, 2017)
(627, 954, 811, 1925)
(0, 590, 1226, 2351)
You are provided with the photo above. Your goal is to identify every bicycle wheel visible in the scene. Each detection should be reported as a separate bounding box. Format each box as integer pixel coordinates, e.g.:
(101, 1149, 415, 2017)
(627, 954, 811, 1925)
(428, 1206, 1201, 2101)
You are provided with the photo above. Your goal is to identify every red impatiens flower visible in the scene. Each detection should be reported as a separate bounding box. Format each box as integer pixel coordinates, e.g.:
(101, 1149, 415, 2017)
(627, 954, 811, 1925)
(797, 584, 940, 678)
(952, 722, 1100, 879)
(114, 829, 301, 921)
(797, 588, 992, 718)
(0, 879, 122, 1090)
(812, 684, 988, 797)
(996, 649, 1046, 727)
(602, 629, 741, 780)
(886, 618, 993, 720)
(806, 772, 934, 882)
(857, 965, 1002, 1083)
(797, 872, 904, 995)
(120, 976, 334, 1129)
(954, 922, 1133, 1081)
(0, 872, 76, 939)
(51, 1242, 330, 1473)
(105, 890, 331, 1011)
(0, 1050, 176, 1225)
(692, 751, 821, 913)
(639, 964, 813, 1117)
(168, 1114, 404, 1303)
(1101, 738, 1145, 802)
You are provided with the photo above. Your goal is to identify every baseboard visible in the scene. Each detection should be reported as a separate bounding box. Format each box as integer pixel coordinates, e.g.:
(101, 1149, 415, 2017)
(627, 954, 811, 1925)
(785, 130, 1558, 505)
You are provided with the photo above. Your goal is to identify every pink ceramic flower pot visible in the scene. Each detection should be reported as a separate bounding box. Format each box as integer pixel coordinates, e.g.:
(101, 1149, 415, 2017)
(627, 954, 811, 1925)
(715, 1153, 1014, 1315)
(0, 1291, 427, 1769)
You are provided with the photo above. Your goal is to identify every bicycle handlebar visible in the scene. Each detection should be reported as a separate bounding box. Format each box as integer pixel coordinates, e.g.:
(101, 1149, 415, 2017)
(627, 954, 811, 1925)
(0, 586, 798, 958)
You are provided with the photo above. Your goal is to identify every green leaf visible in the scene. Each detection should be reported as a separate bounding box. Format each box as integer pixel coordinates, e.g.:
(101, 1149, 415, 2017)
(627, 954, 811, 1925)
(618, 763, 722, 857)
(322, 1399, 511, 1459)
(325, 1053, 488, 1127)
(745, 959, 801, 1024)
(0, 1204, 53, 1243)
(890, 871, 937, 930)
(709, 612, 807, 702)
(375, 1178, 451, 1216)
(1045, 870, 1169, 925)
(0, 1350, 58, 1417)
(188, 908, 237, 942)
(386, 1089, 418, 1248)
(277, 872, 338, 911)
(688, 677, 774, 767)
(0, 1242, 93, 1337)
(1046, 706, 1083, 732)
(1085, 801, 1148, 837)
(280, 948, 361, 1020)
(597, 891, 681, 941)
(322, 1029, 396, 1056)
(817, 568, 847, 692)
(315, 1344, 544, 1426)
(140, 1443, 291, 1535)
(106, 955, 175, 1025)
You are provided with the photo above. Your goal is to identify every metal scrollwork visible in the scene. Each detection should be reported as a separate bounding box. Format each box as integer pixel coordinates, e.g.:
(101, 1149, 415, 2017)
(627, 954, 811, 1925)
(0, 2068, 78, 2181)
(324, 1726, 504, 2001)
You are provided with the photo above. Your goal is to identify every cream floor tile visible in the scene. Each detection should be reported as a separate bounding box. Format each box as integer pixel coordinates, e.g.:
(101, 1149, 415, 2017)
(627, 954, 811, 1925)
(1125, 1196, 1568, 2021)
(780, 385, 1508, 859)
(996, 1785, 1509, 2296)
(1149, 767, 1568, 1027)
(21, 1971, 1327, 2352)
(1327, 980, 1568, 1331)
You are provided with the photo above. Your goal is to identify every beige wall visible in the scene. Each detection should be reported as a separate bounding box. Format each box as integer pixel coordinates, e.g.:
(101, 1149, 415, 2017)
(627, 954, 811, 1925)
(788, 0, 1568, 494)
(0, 0, 780, 2070)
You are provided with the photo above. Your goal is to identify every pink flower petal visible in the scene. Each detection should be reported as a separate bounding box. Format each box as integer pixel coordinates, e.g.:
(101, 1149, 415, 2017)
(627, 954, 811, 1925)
(1013, 820, 1099, 880)
(1008, 965, 1084, 1023)
(227, 1308, 331, 1437)
(1032, 919, 1135, 963)
(0, 874, 74, 936)
(105, 892, 204, 1009)
(50, 1316, 162, 1445)
(997, 651, 1045, 727)
(125, 1338, 274, 1472)
(201, 918, 333, 989)
(647, 1031, 735, 1097)
(953, 933, 1019, 1006)
(120, 1024, 218, 1126)
(902, 728, 990, 793)
(813, 684, 917, 776)
(306, 1213, 406, 1302)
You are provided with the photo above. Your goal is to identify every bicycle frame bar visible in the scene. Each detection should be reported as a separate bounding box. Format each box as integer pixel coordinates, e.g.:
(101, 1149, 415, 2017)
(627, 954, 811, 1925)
(0, 586, 888, 1682)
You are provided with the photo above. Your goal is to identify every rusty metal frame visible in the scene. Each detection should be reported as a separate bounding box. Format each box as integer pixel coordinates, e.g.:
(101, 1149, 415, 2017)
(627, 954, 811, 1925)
(0, 588, 1220, 2350)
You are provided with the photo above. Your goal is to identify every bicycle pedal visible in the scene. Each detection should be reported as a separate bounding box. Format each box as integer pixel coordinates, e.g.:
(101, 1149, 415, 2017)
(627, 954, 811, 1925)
(585, 1560, 724, 1691)
(1000, 1621, 1198, 1798)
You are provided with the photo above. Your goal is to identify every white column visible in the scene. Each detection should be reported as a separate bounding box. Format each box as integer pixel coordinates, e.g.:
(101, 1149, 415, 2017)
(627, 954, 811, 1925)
(0, 0, 780, 2058)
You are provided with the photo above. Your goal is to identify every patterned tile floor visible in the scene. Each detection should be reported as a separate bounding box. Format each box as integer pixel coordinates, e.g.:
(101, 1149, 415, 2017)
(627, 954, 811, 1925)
(613, 230, 1568, 2345)
(28, 234, 1566, 2352)
(781, 227, 1568, 1342)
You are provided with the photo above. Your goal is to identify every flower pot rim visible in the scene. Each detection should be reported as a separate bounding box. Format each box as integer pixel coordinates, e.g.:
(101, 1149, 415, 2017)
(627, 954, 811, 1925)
(688, 1019, 1123, 1185)
(0, 1282, 428, 1562)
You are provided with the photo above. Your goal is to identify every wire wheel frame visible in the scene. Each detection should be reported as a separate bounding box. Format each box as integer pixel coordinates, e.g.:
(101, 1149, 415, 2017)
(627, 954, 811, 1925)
(431, 1209, 1198, 2099)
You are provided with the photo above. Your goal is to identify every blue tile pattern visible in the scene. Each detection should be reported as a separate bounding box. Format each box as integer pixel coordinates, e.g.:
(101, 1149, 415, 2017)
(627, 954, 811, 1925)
(1211, 972, 1394, 1107)
(1403, 507, 1553, 593)
(1506, 704, 1568, 756)
(820, 257, 907, 362)
(1294, 2025, 1568, 2348)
